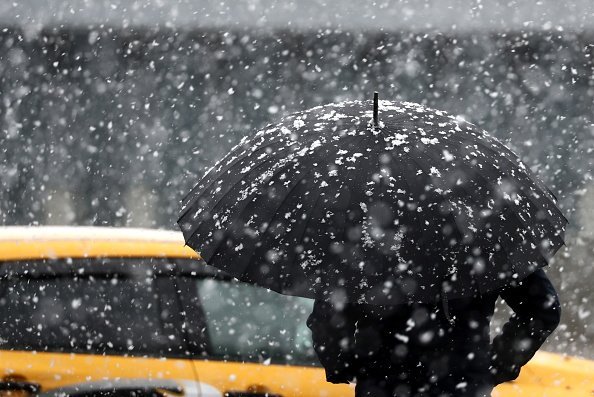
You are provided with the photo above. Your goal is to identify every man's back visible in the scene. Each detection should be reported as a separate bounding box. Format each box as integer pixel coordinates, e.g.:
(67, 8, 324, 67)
(307, 268, 561, 397)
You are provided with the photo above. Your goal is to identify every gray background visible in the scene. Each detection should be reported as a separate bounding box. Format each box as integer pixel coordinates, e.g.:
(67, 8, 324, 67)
(1, 0, 593, 358)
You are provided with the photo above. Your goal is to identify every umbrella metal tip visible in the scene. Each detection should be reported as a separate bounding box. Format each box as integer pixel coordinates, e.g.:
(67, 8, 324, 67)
(373, 91, 379, 129)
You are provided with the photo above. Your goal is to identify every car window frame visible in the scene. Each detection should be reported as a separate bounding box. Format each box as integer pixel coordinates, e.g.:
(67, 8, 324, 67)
(173, 259, 235, 359)
(174, 274, 214, 359)
(173, 260, 320, 367)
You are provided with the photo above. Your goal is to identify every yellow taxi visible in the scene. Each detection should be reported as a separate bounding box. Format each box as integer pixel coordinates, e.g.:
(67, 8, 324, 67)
(0, 226, 592, 397)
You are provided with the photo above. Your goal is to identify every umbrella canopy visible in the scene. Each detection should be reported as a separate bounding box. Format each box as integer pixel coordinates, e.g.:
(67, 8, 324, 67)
(178, 98, 567, 305)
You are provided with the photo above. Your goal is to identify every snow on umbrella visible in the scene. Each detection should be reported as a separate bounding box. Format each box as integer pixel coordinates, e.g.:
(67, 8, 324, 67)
(178, 95, 567, 305)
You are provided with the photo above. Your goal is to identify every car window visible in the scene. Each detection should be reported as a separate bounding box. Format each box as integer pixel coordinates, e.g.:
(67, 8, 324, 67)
(194, 278, 318, 366)
(0, 260, 185, 357)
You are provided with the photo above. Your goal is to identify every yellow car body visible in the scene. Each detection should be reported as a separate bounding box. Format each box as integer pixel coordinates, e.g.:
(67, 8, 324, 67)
(0, 226, 591, 397)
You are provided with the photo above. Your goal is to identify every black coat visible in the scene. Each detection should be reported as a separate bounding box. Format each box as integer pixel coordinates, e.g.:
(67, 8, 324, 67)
(306, 269, 561, 396)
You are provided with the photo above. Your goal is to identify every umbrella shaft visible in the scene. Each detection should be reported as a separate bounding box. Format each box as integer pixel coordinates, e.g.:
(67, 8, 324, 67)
(373, 91, 379, 128)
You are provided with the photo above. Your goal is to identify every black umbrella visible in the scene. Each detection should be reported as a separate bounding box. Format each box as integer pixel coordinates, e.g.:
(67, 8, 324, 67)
(178, 94, 567, 305)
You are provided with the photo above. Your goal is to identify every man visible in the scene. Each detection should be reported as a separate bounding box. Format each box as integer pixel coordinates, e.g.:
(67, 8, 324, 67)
(307, 268, 561, 397)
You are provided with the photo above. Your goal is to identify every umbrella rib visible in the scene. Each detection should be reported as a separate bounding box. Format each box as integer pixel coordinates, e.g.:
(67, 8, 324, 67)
(278, 133, 376, 289)
(441, 169, 563, 275)
(437, 131, 565, 222)
(389, 146, 562, 284)
(178, 146, 295, 226)
(179, 140, 295, 220)
(279, 193, 324, 285)
(387, 148, 435, 202)
(246, 131, 376, 280)
(180, 124, 343, 216)
(218, 169, 317, 282)
(181, 154, 305, 246)
(386, 149, 450, 282)
(400, 115, 552, 203)
(236, 175, 322, 286)
(182, 125, 373, 254)
(179, 131, 288, 207)
(408, 135, 567, 239)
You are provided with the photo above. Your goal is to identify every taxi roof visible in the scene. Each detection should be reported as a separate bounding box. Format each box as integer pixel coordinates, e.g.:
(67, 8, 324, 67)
(0, 226, 200, 261)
